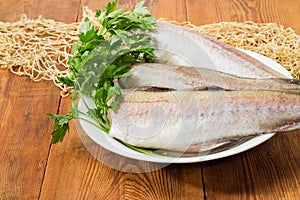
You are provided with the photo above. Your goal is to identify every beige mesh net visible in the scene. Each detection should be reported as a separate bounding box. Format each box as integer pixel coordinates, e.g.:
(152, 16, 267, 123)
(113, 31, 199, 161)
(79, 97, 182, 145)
(0, 15, 80, 95)
(185, 21, 300, 79)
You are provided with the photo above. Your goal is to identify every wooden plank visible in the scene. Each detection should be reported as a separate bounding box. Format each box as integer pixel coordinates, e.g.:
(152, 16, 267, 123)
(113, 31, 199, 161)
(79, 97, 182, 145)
(0, 0, 81, 199)
(242, 132, 300, 199)
(186, 0, 300, 199)
(2, 0, 298, 199)
(40, 0, 204, 199)
(186, 0, 300, 33)
(201, 135, 299, 199)
(0, 70, 61, 199)
(39, 98, 123, 200)
(0, 0, 80, 23)
(79, 0, 187, 21)
(201, 154, 250, 199)
(252, 0, 300, 33)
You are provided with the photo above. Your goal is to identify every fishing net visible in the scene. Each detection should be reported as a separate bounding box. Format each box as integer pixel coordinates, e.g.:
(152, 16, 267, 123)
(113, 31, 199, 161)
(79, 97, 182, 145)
(186, 21, 300, 79)
(1, 7, 299, 96)
(0, 15, 80, 96)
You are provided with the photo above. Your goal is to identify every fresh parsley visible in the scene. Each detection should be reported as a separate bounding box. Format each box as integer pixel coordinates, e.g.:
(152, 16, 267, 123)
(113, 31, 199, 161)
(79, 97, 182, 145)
(49, 0, 157, 144)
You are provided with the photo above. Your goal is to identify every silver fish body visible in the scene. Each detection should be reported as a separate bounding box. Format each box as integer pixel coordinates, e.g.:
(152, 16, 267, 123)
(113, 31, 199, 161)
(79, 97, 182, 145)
(109, 90, 300, 152)
(119, 63, 300, 91)
(153, 21, 284, 78)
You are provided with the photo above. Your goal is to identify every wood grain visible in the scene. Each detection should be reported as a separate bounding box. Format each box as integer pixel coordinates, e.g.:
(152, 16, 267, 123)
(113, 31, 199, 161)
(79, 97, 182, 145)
(0, 70, 60, 199)
(186, 0, 300, 199)
(0, 0, 300, 199)
(243, 132, 300, 199)
(186, 0, 300, 34)
(0, 1, 78, 199)
(39, 98, 123, 200)
(201, 154, 250, 199)
(0, 0, 80, 23)
(79, 0, 187, 21)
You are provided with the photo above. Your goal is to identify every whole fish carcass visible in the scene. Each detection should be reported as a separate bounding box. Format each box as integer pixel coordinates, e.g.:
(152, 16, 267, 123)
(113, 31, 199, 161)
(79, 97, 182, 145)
(120, 63, 300, 91)
(154, 21, 285, 78)
(109, 89, 300, 152)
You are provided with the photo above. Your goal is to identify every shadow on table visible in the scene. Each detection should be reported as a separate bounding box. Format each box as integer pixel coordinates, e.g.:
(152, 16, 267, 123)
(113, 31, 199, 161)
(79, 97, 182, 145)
(200, 132, 299, 197)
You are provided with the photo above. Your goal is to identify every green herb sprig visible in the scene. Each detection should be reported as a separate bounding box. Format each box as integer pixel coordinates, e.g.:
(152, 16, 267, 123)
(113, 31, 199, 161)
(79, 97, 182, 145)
(49, 0, 157, 144)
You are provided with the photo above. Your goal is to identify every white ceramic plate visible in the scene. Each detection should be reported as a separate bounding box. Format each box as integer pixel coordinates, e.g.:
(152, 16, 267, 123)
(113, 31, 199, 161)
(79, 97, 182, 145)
(76, 49, 292, 163)
(76, 24, 292, 164)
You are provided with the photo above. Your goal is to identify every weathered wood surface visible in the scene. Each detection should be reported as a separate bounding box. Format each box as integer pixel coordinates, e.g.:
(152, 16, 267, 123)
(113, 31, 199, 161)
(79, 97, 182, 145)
(0, 0, 299, 199)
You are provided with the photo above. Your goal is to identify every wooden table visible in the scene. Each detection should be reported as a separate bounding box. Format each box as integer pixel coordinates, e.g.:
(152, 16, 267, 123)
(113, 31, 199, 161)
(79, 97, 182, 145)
(0, 0, 299, 199)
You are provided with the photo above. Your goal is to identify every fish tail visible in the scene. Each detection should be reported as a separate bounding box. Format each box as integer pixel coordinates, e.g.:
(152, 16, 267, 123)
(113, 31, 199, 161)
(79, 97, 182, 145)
(272, 78, 300, 85)
(272, 78, 300, 90)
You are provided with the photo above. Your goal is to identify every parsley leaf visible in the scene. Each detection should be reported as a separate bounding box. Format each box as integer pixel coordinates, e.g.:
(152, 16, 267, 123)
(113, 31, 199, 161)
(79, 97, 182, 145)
(47, 112, 72, 144)
(49, 0, 157, 144)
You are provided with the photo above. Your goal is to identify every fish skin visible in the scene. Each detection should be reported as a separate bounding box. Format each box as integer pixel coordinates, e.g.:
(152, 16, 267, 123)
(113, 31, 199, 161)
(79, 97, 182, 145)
(119, 63, 300, 91)
(109, 90, 300, 152)
(155, 21, 285, 78)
